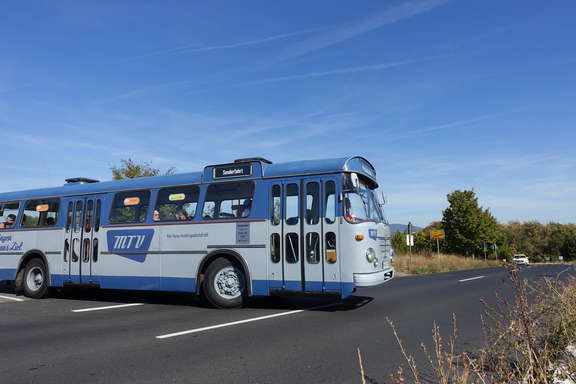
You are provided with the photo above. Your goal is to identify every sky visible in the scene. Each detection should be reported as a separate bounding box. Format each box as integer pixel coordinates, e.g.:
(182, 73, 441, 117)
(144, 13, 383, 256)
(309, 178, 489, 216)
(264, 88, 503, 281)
(1, 0, 575, 227)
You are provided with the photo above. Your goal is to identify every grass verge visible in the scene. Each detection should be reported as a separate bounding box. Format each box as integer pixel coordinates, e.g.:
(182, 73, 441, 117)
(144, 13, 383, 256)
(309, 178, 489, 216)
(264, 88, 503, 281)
(393, 252, 502, 275)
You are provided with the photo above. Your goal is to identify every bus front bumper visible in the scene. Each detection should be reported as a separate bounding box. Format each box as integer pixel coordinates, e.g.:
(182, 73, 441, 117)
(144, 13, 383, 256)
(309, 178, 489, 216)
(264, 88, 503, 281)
(354, 268, 394, 287)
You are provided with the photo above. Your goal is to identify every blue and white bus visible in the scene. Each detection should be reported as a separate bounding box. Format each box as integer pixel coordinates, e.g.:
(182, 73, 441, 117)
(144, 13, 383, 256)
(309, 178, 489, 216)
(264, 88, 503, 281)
(0, 156, 394, 308)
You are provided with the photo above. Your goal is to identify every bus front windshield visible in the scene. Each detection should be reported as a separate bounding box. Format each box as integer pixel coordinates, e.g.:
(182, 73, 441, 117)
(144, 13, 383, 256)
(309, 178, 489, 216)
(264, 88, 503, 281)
(343, 174, 384, 223)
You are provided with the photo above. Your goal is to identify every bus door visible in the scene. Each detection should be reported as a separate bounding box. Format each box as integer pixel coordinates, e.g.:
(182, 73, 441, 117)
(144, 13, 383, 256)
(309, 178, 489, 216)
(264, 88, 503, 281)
(268, 178, 341, 293)
(267, 181, 302, 292)
(66, 197, 102, 283)
(268, 183, 283, 290)
(302, 179, 323, 292)
(321, 178, 341, 293)
(303, 177, 341, 293)
(282, 181, 302, 291)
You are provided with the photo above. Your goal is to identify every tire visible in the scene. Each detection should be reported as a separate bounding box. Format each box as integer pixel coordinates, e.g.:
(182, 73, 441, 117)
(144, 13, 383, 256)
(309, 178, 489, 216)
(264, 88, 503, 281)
(202, 258, 247, 309)
(23, 258, 49, 299)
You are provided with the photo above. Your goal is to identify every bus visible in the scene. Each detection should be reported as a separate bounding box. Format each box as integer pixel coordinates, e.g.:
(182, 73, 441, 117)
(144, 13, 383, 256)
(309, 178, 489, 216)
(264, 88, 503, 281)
(0, 156, 394, 308)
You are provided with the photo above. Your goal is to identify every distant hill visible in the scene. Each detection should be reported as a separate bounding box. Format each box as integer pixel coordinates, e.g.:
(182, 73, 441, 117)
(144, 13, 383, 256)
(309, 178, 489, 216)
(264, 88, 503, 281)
(389, 224, 423, 234)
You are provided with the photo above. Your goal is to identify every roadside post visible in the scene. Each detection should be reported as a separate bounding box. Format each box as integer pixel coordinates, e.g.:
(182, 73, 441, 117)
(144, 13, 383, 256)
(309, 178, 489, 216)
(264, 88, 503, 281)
(406, 222, 414, 271)
(493, 243, 498, 260)
(430, 229, 445, 257)
(483, 241, 487, 261)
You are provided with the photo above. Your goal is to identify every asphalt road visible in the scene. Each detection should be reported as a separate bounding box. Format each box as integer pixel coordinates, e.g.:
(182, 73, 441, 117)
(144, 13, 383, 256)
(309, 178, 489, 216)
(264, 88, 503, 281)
(1, 264, 573, 384)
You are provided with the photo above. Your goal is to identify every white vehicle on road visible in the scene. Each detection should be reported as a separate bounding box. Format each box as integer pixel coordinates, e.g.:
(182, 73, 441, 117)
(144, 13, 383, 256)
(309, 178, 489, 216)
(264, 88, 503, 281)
(513, 254, 530, 265)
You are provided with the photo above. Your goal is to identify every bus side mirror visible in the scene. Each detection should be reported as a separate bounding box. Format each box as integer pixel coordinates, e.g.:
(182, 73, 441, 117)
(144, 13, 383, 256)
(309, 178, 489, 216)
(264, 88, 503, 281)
(350, 173, 359, 188)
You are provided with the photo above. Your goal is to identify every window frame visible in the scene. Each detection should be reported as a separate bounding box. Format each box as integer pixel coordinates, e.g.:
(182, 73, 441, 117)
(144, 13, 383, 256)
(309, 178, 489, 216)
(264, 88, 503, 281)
(0, 201, 21, 230)
(201, 181, 255, 221)
(21, 198, 60, 228)
(108, 189, 152, 225)
(153, 184, 201, 223)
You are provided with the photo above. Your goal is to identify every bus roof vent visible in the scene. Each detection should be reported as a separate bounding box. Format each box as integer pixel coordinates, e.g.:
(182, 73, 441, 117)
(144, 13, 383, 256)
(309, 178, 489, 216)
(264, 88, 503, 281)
(65, 177, 100, 184)
(234, 157, 272, 164)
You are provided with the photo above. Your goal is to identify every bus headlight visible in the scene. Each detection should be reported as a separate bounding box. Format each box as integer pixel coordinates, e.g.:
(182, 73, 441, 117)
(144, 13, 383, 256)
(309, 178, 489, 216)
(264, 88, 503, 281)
(366, 248, 377, 263)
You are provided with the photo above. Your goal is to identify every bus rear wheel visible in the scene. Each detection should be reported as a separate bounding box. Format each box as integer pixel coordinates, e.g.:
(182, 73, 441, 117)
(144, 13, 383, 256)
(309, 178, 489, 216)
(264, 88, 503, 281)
(23, 258, 49, 299)
(203, 258, 247, 308)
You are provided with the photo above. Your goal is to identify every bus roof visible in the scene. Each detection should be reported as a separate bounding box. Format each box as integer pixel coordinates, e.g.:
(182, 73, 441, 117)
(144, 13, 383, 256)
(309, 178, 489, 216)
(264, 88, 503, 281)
(0, 156, 377, 201)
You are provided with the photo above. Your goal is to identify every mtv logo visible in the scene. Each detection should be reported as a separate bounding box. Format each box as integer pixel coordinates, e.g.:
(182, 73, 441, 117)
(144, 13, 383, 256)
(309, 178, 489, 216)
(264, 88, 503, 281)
(106, 229, 154, 263)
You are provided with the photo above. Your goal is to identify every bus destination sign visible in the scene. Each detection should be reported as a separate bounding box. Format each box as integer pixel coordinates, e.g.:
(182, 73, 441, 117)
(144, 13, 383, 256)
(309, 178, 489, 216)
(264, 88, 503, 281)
(213, 164, 252, 179)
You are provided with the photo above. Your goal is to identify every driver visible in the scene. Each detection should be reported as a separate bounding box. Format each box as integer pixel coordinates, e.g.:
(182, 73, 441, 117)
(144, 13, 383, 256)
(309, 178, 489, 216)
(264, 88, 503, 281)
(344, 198, 357, 222)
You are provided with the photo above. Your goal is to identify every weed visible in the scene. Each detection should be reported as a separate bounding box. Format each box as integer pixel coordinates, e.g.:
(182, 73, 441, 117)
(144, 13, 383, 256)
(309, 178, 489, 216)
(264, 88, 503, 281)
(359, 265, 576, 383)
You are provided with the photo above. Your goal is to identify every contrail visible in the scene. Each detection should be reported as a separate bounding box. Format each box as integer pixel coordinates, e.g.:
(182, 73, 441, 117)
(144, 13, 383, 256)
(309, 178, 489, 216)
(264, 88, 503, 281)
(121, 28, 320, 62)
(267, 0, 449, 65)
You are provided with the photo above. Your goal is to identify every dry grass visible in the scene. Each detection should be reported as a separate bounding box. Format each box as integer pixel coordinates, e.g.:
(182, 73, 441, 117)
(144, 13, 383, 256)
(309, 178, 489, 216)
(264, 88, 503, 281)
(393, 252, 502, 275)
(358, 265, 576, 383)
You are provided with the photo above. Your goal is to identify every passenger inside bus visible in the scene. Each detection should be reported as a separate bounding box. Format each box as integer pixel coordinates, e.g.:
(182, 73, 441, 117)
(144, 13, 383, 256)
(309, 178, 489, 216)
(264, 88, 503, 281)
(152, 210, 160, 221)
(175, 210, 189, 220)
(0, 214, 16, 229)
(236, 199, 251, 218)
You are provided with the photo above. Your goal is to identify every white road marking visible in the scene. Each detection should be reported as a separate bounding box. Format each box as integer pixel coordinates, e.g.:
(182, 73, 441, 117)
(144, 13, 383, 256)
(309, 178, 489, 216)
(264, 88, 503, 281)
(458, 276, 485, 282)
(156, 304, 336, 339)
(0, 295, 24, 302)
(72, 303, 144, 313)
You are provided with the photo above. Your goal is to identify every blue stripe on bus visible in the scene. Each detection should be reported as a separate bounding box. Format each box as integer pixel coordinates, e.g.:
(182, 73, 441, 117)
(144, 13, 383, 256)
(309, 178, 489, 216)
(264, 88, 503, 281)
(283, 280, 301, 291)
(51, 274, 196, 292)
(0, 268, 17, 280)
(49, 275, 354, 298)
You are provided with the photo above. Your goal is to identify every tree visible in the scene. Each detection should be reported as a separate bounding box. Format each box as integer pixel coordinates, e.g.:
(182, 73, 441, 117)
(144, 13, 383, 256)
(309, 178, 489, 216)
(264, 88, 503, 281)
(560, 237, 576, 261)
(501, 221, 575, 262)
(391, 231, 408, 254)
(111, 158, 176, 180)
(441, 190, 504, 257)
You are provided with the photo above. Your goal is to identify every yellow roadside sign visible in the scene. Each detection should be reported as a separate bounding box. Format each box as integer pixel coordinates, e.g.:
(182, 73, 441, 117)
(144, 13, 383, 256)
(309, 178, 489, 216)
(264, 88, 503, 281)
(430, 229, 445, 239)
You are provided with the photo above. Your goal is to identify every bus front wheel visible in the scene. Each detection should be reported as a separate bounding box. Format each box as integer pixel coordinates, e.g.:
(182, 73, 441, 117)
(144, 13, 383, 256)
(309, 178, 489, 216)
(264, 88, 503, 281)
(203, 258, 247, 308)
(23, 258, 49, 299)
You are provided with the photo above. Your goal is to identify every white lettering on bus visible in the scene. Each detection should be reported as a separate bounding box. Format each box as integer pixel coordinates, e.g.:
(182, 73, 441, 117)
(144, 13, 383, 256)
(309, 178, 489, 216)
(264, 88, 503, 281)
(222, 168, 244, 176)
(113, 235, 147, 250)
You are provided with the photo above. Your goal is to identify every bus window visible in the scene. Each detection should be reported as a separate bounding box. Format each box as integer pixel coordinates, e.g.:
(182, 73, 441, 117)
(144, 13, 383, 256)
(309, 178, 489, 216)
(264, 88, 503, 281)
(285, 233, 299, 263)
(94, 200, 101, 232)
(85, 200, 94, 233)
(306, 182, 319, 225)
(109, 190, 151, 224)
(155, 185, 200, 221)
(64, 239, 69, 262)
(285, 183, 299, 225)
(93, 238, 99, 262)
(271, 185, 281, 226)
(202, 182, 254, 220)
(65, 202, 73, 232)
(74, 201, 83, 232)
(22, 199, 60, 227)
(306, 232, 320, 264)
(324, 181, 335, 224)
(0, 202, 20, 229)
(343, 193, 368, 223)
(325, 232, 337, 263)
(271, 233, 280, 263)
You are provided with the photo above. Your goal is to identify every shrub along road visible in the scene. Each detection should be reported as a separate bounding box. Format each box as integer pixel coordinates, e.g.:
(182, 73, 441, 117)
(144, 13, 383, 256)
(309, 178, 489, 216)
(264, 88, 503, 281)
(0, 265, 573, 384)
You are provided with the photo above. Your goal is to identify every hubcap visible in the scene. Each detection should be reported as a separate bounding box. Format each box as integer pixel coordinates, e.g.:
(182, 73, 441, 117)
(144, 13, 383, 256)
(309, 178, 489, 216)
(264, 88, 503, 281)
(26, 267, 44, 292)
(213, 267, 244, 299)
